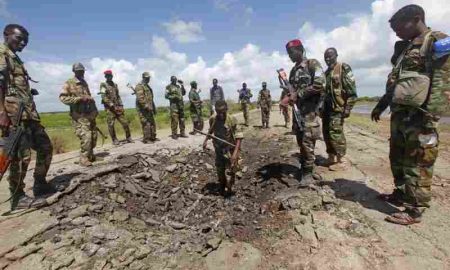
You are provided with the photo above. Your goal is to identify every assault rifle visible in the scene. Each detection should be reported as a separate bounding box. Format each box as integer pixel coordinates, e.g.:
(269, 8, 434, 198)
(277, 68, 304, 133)
(195, 129, 236, 148)
(0, 103, 25, 181)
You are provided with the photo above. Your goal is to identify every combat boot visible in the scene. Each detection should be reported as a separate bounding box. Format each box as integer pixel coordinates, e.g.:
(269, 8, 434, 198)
(171, 134, 178, 140)
(79, 156, 93, 167)
(126, 137, 133, 143)
(33, 178, 56, 197)
(10, 192, 46, 211)
(179, 133, 188, 138)
(329, 156, 349, 171)
(326, 154, 336, 166)
(125, 127, 132, 143)
(112, 138, 120, 145)
(298, 173, 318, 188)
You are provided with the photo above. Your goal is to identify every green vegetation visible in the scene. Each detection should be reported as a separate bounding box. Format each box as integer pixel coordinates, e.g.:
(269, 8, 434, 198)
(355, 96, 380, 103)
(44, 100, 252, 154)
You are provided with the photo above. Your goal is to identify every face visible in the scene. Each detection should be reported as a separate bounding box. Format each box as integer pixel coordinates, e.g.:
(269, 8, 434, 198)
(287, 47, 303, 63)
(215, 106, 227, 120)
(324, 49, 338, 67)
(191, 83, 197, 89)
(262, 83, 267, 89)
(5, 28, 28, 52)
(105, 74, 113, 81)
(74, 70, 85, 79)
(242, 83, 247, 89)
(171, 76, 177, 84)
(213, 79, 218, 86)
(143, 77, 150, 84)
(390, 18, 420, 41)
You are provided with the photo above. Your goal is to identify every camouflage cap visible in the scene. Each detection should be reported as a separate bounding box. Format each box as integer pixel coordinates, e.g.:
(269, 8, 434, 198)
(72, 62, 85, 71)
(190, 81, 197, 86)
(142, 72, 151, 78)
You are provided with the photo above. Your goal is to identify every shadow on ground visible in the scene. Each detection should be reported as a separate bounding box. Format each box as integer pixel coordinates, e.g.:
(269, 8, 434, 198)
(49, 173, 82, 191)
(256, 163, 301, 187)
(323, 178, 399, 215)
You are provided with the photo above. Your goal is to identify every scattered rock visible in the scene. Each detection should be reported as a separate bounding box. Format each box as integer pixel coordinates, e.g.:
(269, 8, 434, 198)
(51, 255, 74, 270)
(82, 243, 100, 257)
(68, 204, 89, 219)
(166, 221, 187, 230)
(124, 182, 139, 195)
(205, 241, 262, 270)
(71, 216, 87, 226)
(165, 164, 178, 173)
(111, 209, 130, 222)
(294, 225, 318, 247)
(145, 217, 161, 226)
(5, 243, 42, 261)
(205, 163, 214, 170)
(135, 247, 151, 260)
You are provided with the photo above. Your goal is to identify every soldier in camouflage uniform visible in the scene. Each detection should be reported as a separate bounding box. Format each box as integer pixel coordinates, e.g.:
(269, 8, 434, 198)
(189, 81, 204, 134)
(0, 24, 54, 210)
(60, 63, 99, 167)
(135, 72, 158, 143)
(371, 5, 450, 225)
(99, 70, 131, 145)
(257, 82, 272, 128)
(209, 78, 224, 115)
(165, 76, 187, 139)
(322, 48, 357, 171)
(279, 88, 290, 128)
(203, 100, 243, 196)
(282, 39, 325, 186)
(238, 82, 252, 126)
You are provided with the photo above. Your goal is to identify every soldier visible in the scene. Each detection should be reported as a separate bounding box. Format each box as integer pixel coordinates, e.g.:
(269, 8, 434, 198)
(189, 81, 204, 134)
(99, 70, 131, 145)
(60, 62, 99, 167)
(322, 48, 357, 171)
(257, 82, 272, 128)
(135, 72, 158, 143)
(238, 82, 252, 126)
(0, 24, 54, 210)
(279, 87, 290, 127)
(165, 76, 187, 139)
(203, 100, 243, 196)
(209, 78, 224, 115)
(371, 5, 450, 225)
(281, 39, 325, 186)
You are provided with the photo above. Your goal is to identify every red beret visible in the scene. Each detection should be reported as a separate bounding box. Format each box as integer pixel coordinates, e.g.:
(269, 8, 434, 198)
(286, 39, 303, 49)
(104, 70, 113, 75)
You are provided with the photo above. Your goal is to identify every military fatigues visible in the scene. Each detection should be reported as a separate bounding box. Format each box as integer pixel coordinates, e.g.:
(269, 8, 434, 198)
(257, 88, 272, 127)
(279, 88, 290, 126)
(165, 83, 186, 136)
(373, 29, 450, 208)
(0, 43, 53, 198)
(323, 62, 357, 157)
(99, 82, 131, 142)
(60, 77, 98, 162)
(210, 85, 224, 115)
(189, 88, 204, 132)
(238, 88, 252, 125)
(289, 59, 326, 175)
(208, 114, 244, 189)
(135, 82, 157, 142)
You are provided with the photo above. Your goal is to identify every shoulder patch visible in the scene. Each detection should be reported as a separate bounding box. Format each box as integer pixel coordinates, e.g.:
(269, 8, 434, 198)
(431, 31, 449, 40)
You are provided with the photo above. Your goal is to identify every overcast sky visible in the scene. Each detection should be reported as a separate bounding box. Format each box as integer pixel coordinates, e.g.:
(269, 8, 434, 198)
(0, 0, 448, 112)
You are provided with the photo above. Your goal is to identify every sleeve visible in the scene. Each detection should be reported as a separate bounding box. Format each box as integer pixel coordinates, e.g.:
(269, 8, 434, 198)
(0, 56, 7, 89)
(373, 70, 395, 114)
(59, 81, 81, 105)
(164, 85, 171, 100)
(116, 85, 123, 106)
(298, 59, 325, 100)
(100, 83, 113, 108)
(135, 84, 146, 107)
(257, 91, 261, 104)
(208, 116, 215, 134)
(342, 63, 357, 110)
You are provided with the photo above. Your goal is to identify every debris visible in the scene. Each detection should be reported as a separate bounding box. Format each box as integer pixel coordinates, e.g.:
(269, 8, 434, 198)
(165, 164, 178, 173)
(5, 243, 42, 261)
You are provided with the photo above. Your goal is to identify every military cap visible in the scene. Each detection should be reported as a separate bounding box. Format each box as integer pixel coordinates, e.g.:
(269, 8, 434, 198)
(104, 70, 113, 75)
(190, 81, 197, 86)
(262, 82, 267, 86)
(142, 72, 151, 78)
(286, 39, 303, 49)
(72, 62, 85, 71)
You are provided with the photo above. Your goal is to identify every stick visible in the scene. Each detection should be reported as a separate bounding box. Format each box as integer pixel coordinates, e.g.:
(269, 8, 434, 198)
(194, 129, 236, 147)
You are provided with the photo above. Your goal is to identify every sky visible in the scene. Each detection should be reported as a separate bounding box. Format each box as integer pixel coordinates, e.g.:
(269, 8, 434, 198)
(0, 0, 449, 112)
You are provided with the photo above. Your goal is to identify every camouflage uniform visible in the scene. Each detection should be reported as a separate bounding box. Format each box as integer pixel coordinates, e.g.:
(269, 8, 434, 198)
(135, 82, 157, 142)
(99, 81, 131, 142)
(165, 83, 186, 136)
(238, 88, 252, 125)
(189, 88, 204, 132)
(210, 85, 224, 115)
(257, 88, 272, 127)
(60, 76, 98, 162)
(323, 62, 357, 158)
(0, 43, 53, 199)
(373, 29, 450, 208)
(208, 114, 244, 189)
(279, 88, 290, 126)
(289, 59, 326, 175)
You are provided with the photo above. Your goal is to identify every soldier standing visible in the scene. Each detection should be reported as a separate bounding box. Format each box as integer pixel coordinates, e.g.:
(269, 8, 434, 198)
(165, 76, 187, 139)
(238, 82, 252, 126)
(0, 24, 54, 210)
(203, 100, 243, 196)
(371, 5, 450, 225)
(60, 63, 99, 167)
(209, 78, 224, 115)
(99, 70, 131, 145)
(135, 72, 158, 143)
(279, 88, 290, 128)
(189, 81, 204, 134)
(281, 39, 325, 186)
(322, 48, 357, 170)
(257, 82, 272, 128)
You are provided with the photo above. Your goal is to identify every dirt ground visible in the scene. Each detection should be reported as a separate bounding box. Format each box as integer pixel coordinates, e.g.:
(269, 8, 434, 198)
(0, 108, 450, 270)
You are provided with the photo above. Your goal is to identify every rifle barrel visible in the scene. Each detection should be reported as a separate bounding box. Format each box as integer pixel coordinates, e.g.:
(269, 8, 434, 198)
(194, 129, 236, 147)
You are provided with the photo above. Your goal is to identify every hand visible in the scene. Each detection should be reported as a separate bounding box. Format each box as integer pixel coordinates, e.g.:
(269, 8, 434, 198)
(371, 109, 381, 122)
(343, 108, 351, 118)
(81, 95, 93, 102)
(202, 140, 208, 151)
(0, 111, 11, 130)
(145, 105, 153, 112)
(230, 154, 238, 168)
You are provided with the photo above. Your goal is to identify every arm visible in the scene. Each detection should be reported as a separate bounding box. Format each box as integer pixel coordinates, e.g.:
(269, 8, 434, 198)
(100, 83, 114, 108)
(135, 84, 150, 110)
(0, 63, 10, 129)
(371, 71, 395, 122)
(219, 86, 224, 100)
(342, 64, 357, 117)
(116, 85, 124, 107)
(231, 120, 244, 165)
(298, 60, 325, 100)
(60, 81, 83, 105)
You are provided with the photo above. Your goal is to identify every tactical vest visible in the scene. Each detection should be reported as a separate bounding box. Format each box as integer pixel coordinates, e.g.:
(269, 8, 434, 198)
(327, 63, 347, 111)
(65, 78, 98, 120)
